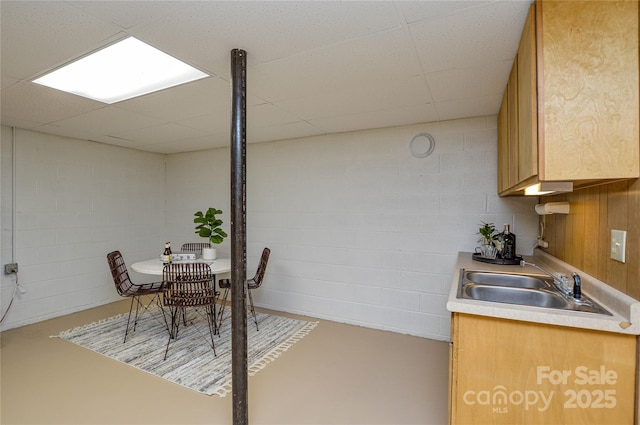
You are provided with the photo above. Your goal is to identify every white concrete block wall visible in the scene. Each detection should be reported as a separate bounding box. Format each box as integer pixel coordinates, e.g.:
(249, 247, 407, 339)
(165, 148, 231, 258)
(0, 127, 166, 330)
(1, 117, 539, 336)
(165, 116, 539, 340)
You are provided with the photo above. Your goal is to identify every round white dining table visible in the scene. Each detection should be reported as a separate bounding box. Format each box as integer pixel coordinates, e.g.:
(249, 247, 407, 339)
(131, 257, 231, 276)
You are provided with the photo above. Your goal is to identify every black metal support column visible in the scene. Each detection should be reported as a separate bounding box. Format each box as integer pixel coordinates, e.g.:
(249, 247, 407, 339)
(230, 48, 248, 425)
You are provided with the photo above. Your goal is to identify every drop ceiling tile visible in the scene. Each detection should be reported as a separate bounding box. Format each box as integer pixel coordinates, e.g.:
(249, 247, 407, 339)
(2, 116, 44, 131)
(90, 134, 148, 150)
(141, 133, 229, 154)
(396, 1, 491, 24)
(1, 75, 19, 91)
(248, 104, 301, 128)
(34, 123, 98, 142)
(1, 1, 533, 154)
(69, 1, 190, 30)
(176, 109, 231, 134)
(47, 106, 164, 138)
(310, 103, 438, 134)
(0, 1, 121, 79)
(435, 95, 503, 121)
(117, 76, 268, 126)
(250, 27, 422, 102)
(179, 111, 322, 147)
(426, 61, 512, 102)
(1, 81, 103, 125)
(410, 1, 531, 73)
(111, 123, 209, 145)
(248, 121, 325, 144)
(274, 75, 432, 121)
(116, 77, 231, 122)
(129, 1, 402, 76)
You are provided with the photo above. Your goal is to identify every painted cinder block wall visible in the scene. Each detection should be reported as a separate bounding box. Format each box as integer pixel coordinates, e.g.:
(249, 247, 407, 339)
(1, 117, 539, 337)
(165, 116, 539, 340)
(0, 126, 166, 330)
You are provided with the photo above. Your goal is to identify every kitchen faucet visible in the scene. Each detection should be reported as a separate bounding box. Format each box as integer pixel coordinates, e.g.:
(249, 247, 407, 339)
(571, 273, 581, 299)
(517, 260, 609, 313)
(520, 260, 584, 300)
(519, 260, 571, 295)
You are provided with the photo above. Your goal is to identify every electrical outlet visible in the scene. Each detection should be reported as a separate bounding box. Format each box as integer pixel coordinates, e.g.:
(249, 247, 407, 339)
(4, 263, 18, 274)
(611, 230, 626, 263)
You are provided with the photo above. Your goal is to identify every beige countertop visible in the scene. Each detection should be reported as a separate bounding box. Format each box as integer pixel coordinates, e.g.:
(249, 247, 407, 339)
(447, 249, 640, 335)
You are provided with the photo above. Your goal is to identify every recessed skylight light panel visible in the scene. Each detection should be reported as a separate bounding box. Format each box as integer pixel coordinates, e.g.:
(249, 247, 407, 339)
(33, 37, 208, 104)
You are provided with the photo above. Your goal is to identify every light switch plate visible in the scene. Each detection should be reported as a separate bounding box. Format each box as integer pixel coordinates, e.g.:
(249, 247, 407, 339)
(611, 229, 626, 263)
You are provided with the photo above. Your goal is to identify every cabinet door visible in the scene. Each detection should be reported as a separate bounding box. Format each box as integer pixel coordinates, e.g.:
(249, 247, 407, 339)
(498, 59, 519, 195)
(507, 60, 518, 189)
(497, 4, 535, 196)
(448, 313, 460, 425)
(497, 90, 509, 194)
(517, 3, 537, 184)
(538, 1, 639, 180)
(450, 314, 636, 424)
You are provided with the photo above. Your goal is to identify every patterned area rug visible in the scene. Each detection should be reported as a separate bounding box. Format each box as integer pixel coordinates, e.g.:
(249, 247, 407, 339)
(55, 308, 317, 396)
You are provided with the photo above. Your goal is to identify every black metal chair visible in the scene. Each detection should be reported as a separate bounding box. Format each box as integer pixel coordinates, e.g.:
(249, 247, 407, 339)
(106, 251, 166, 343)
(162, 263, 218, 360)
(180, 242, 211, 253)
(218, 247, 270, 331)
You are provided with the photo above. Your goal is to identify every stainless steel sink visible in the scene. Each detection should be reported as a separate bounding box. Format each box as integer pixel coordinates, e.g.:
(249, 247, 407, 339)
(457, 269, 611, 315)
(464, 270, 551, 289)
(461, 284, 569, 309)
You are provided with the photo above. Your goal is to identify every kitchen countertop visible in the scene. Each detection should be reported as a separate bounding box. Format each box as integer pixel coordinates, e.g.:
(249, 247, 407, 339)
(447, 249, 640, 335)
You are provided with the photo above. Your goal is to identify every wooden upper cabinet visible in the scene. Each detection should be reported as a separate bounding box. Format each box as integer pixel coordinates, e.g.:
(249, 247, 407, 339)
(517, 4, 537, 184)
(538, 0, 639, 181)
(507, 61, 519, 189)
(497, 90, 509, 193)
(498, 0, 639, 196)
(498, 60, 519, 194)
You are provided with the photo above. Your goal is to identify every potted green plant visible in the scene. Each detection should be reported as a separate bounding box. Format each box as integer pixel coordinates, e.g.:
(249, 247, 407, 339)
(477, 221, 499, 258)
(194, 207, 228, 260)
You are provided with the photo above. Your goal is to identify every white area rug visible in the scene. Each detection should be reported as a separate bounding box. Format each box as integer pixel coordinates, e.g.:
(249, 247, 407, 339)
(55, 308, 317, 396)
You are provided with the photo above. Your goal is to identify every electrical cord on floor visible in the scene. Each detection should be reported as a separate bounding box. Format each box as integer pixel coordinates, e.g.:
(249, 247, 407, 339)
(0, 272, 22, 324)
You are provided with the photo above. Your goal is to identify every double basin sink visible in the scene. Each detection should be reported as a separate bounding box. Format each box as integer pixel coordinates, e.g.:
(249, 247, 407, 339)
(457, 269, 611, 315)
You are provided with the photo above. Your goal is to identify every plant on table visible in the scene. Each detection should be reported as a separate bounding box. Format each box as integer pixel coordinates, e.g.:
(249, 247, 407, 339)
(194, 207, 228, 245)
(477, 221, 501, 257)
(478, 221, 497, 245)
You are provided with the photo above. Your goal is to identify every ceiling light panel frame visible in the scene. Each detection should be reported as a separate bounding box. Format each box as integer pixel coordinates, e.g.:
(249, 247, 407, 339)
(33, 37, 209, 104)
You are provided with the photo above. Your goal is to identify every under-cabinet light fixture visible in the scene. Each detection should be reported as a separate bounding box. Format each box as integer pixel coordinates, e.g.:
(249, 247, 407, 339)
(524, 181, 573, 196)
(33, 37, 208, 104)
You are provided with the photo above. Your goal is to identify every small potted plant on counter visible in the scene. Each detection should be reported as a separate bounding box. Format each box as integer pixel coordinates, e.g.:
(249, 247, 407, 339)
(194, 207, 228, 260)
(477, 221, 500, 259)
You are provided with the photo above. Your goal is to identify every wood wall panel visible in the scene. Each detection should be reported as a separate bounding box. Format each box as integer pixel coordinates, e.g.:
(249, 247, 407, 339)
(569, 190, 585, 269)
(628, 179, 640, 300)
(597, 186, 609, 281)
(543, 179, 639, 297)
(582, 188, 600, 278)
(608, 181, 629, 293)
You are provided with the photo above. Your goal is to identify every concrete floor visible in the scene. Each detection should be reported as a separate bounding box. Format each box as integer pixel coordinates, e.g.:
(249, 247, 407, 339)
(1, 300, 449, 425)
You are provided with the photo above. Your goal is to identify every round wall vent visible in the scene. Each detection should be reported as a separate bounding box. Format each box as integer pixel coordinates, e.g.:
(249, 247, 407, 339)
(409, 133, 436, 158)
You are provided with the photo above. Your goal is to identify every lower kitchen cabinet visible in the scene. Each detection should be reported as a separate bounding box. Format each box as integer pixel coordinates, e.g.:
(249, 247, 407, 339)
(449, 313, 637, 424)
